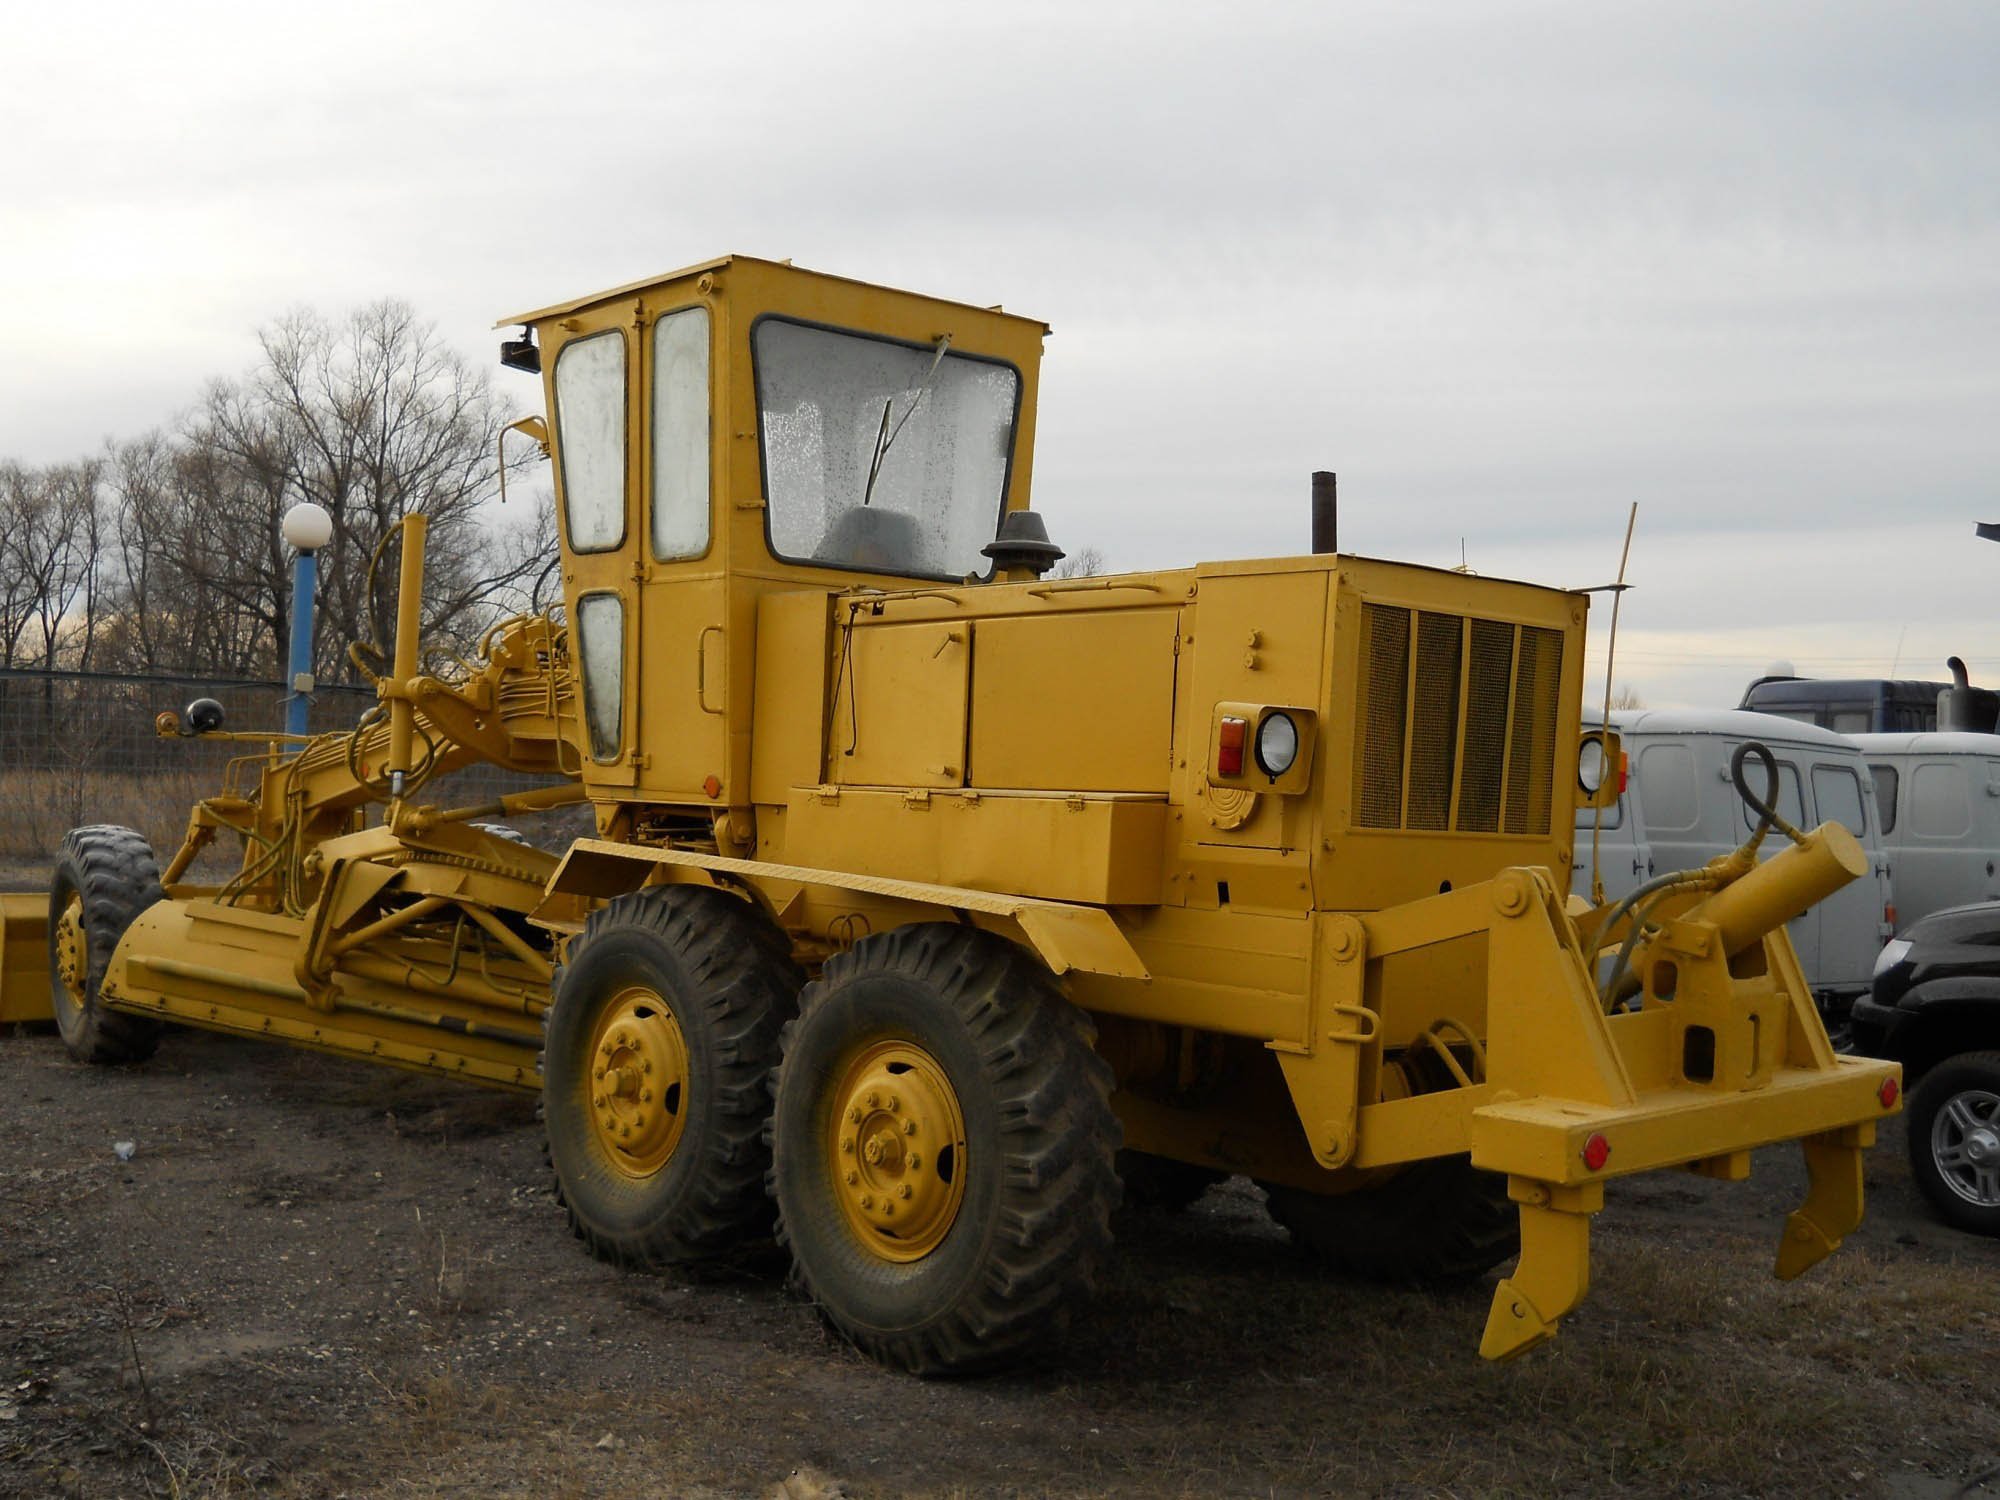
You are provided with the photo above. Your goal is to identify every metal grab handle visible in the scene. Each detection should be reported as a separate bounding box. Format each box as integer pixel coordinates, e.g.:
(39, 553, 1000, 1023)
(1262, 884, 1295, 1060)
(1024, 579, 1161, 599)
(697, 626, 725, 715)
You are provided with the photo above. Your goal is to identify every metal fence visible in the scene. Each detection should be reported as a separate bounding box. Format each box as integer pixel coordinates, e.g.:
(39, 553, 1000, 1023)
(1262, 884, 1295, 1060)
(0, 667, 577, 867)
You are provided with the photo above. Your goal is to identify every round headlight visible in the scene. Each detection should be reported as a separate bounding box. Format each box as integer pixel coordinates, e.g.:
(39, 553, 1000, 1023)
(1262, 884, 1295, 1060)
(1255, 712, 1299, 778)
(1579, 737, 1607, 794)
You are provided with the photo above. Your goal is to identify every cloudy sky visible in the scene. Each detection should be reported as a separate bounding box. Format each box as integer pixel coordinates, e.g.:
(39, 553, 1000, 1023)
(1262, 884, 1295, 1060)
(5, 1, 1996, 708)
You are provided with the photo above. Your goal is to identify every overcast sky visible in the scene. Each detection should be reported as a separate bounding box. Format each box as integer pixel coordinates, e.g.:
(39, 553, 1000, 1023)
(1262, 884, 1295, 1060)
(5, 1, 1996, 708)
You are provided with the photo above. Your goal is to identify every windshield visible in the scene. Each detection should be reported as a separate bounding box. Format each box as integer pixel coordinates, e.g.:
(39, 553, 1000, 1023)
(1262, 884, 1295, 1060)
(754, 319, 1019, 579)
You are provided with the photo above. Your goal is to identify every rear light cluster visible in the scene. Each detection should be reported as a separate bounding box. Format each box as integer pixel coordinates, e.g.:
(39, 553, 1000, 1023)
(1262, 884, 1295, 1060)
(1217, 716, 1248, 778)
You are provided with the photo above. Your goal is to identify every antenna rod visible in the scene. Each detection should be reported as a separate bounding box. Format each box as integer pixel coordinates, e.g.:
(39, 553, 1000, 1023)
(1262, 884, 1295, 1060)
(1591, 503, 1639, 907)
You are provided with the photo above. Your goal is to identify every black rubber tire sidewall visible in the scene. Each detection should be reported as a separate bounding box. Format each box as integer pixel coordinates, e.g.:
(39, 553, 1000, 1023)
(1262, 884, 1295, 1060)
(1905, 1051, 2000, 1237)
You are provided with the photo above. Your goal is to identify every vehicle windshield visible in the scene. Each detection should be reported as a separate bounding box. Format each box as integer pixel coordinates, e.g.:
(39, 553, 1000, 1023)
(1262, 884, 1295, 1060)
(754, 319, 1019, 579)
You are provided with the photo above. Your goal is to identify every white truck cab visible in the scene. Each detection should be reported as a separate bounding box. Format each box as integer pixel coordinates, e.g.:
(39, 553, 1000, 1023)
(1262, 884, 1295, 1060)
(1575, 709, 1894, 1011)
(1849, 733, 2000, 930)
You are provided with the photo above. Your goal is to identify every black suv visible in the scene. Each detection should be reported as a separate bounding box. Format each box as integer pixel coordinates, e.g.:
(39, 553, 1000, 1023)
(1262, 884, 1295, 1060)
(1851, 901, 2000, 1236)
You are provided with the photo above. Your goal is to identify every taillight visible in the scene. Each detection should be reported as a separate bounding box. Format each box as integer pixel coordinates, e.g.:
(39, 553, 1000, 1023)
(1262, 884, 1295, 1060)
(1581, 1133, 1611, 1172)
(1217, 716, 1247, 778)
(1878, 1077, 1899, 1109)
(1617, 752, 1629, 793)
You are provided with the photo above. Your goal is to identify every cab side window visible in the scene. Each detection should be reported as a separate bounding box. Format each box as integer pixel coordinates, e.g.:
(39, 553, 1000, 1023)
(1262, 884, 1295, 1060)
(1811, 764, 1866, 837)
(1869, 765, 1899, 835)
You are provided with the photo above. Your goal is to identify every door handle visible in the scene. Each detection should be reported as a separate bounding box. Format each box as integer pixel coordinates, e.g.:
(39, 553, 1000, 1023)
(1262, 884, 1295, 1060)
(697, 625, 725, 716)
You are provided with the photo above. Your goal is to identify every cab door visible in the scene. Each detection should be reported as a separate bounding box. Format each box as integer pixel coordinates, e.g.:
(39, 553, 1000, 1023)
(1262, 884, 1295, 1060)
(547, 305, 642, 794)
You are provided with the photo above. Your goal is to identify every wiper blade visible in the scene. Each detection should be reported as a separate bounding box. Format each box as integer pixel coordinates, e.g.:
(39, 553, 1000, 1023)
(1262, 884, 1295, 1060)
(861, 333, 952, 507)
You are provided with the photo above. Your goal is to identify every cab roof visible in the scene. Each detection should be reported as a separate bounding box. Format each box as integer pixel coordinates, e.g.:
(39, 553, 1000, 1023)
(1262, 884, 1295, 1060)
(496, 254, 1051, 334)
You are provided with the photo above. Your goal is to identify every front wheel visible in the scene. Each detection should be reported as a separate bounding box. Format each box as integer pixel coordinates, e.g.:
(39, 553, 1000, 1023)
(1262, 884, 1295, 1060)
(1906, 1051, 2000, 1236)
(48, 825, 164, 1065)
(542, 885, 799, 1266)
(769, 925, 1121, 1374)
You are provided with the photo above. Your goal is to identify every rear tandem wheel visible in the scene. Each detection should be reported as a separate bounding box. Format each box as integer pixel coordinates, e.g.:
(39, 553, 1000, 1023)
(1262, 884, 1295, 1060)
(769, 924, 1122, 1374)
(541, 885, 800, 1265)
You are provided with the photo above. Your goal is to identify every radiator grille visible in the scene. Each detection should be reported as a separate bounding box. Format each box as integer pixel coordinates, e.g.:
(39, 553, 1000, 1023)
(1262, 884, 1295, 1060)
(1352, 603, 1565, 835)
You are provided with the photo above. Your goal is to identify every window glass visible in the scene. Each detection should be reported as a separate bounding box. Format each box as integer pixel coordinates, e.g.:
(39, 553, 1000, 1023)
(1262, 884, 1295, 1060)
(1910, 763, 1971, 838)
(1829, 709, 1871, 735)
(651, 307, 710, 559)
(1811, 764, 1866, 836)
(553, 332, 627, 552)
(1738, 760, 1805, 836)
(574, 593, 624, 761)
(755, 319, 1018, 579)
(1869, 765, 1898, 835)
(1635, 744, 1698, 833)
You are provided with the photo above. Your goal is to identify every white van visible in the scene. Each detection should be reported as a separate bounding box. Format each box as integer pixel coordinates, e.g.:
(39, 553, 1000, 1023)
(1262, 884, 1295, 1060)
(1849, 733, 2000, 930)
(1574, 709, 1895, 1010)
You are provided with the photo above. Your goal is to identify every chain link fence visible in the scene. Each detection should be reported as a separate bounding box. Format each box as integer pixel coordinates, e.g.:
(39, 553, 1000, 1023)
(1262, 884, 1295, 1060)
(0, 667, 580, 884)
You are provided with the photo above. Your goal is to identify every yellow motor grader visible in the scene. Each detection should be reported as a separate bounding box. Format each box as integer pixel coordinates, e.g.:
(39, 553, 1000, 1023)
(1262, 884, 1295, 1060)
(9, 256, 1901, 1373)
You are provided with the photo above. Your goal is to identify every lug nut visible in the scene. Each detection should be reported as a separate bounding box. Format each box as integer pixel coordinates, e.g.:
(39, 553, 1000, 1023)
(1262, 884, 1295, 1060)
(898, 1184, 912, 1200)
(848, 1105, 863, 1124)
(642, 1059, 654, 1074)
(641, 1088, 653, 1103)
(841, 1136, 855, 1154)
(594, 1066, 606, 1080)
(860, 1195, 873, 1210)
(883, 1203, 895, 1218)
(907, 1154, 922, 1171)
(887, 1095, 900, 1112)
(845, 1170, 858, 1185)
(593, 1095, 606, 1108)
(902, 1120, 917, 1136)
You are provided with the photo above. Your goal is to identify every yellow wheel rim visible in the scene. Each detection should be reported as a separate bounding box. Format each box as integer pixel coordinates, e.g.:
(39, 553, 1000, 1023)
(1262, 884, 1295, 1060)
(829, 1039, 968, 1263)
(585, 986, 691, 1179)
(53, 896, 87, 1003)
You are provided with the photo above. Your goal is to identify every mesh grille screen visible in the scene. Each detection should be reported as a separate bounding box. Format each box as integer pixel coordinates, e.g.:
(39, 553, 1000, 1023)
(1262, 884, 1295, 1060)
(1505, 625, 1564, 834)
(1406, 613, 1463, 830)
(1354, 604, 1410, 828)
(1351, 606, 1564, 836)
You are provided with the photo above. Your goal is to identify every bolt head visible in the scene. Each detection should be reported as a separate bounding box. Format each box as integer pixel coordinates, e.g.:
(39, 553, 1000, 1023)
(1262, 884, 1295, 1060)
(593, 1095, 605, 1108)
(634, 1114, 647, 1128)
(594, 1066, 606, 1080)
(848, 1105, 863, 1124)
(641, 1088, 653, 1103)
(902, 1119, 917, 1136)
(859, 1195, 873, 1210)
(883, 1203, 895, 1218)
(600, 1042, 613, 1057)
(866, 1091, 880, 1109)
(620, 1124, 631, 1137)
(907, 1154, 921, 1171)
(845, 1170, 858, 1185)
(898, 1184, 912, 1200)
(642, 1059, 654, 1074)
(841, 1136, 855, 1154)
(887, 1095, 900, 1112)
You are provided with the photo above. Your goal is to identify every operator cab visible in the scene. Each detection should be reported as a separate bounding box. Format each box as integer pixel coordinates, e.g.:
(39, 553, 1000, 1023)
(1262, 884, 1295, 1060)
(494, 256, 1054, 829)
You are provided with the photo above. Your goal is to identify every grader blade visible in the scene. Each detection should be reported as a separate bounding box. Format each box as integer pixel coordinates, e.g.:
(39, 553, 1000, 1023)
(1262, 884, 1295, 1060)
(0, 893, 51, 1025)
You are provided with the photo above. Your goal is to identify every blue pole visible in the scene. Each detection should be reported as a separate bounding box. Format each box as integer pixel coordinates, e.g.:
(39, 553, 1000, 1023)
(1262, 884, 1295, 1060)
(285, 548, 318, 739)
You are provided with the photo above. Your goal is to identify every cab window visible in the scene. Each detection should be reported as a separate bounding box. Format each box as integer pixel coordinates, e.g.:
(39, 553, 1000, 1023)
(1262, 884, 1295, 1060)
(552, 331, 627, 553)
(1811, 764, 1866, 836)
(651, 307, 710, 560)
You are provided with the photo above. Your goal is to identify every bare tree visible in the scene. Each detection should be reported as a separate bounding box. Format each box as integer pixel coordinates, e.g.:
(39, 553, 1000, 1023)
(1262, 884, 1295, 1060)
(1048, 545, 1107, 580)
(0, 459, 106, 669)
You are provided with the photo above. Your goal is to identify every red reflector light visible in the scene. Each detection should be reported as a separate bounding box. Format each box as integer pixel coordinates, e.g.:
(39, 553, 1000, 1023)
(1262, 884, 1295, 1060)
(1879, 1076, 1899, 1110)
(1217, 717, 1247, 777)
(1581, 1133, 1611, 1172)
(1884, 903, 1898, 929)
(1617, 752, 1629, 793)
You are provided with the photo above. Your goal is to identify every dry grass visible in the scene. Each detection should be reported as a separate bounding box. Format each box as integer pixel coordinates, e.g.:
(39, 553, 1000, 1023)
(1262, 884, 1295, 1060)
(0, 767, 220, 866)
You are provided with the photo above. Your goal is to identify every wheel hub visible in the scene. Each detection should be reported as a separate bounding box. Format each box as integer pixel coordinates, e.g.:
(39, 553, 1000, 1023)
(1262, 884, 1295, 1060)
(1932, 1088, 2000, 1208)
(54, 898, 87, 994)
(586, 987, 689, 1178)
(830, 1040, 966, 1262)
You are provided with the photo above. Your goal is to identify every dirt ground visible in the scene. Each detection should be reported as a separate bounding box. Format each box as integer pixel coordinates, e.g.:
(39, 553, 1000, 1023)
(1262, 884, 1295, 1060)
(1, 1024, 1996, 1500)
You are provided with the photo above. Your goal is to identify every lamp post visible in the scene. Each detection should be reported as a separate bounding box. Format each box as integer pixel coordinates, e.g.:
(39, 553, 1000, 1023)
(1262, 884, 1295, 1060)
(281, 503, 334, 739)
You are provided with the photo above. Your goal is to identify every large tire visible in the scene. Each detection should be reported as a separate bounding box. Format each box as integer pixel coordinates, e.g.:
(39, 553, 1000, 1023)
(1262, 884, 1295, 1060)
(47, 825, 164, 1065)
(769, 924, 1121, 1375)
(1905, 1051, 2000, 1237)
(1260, 1156, 1518, 1282)
(1116, 1149, 1225, 1211)
(542, 885, 799, 1266)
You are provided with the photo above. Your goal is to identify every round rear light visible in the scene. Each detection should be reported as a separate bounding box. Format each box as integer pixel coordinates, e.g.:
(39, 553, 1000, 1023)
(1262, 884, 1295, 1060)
(1581, 1133, 1611, 1172)
(1255, 712, 1300, 777)
(1878, 1076, 1900, 1110)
